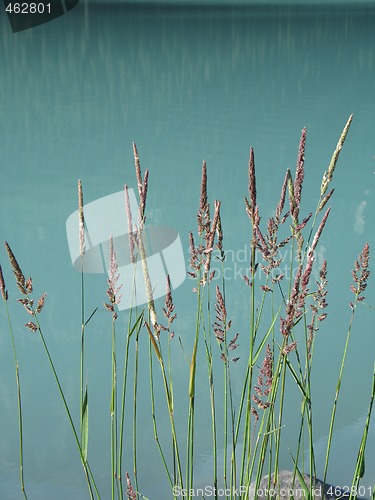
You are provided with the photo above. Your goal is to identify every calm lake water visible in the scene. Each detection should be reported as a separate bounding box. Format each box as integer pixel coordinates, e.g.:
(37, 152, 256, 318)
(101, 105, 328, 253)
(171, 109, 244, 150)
(0, 2, 374, 499)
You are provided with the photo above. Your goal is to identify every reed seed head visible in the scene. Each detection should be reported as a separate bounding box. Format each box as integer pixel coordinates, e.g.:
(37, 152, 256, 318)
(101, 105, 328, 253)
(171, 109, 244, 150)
(78, 179, 85, 256)
(36, 292, 47, 314)
(251, 406, 259, 422)
(301, 250, 315, 294)
(124, 184, 136, 264)
(320, 114, 353, 196)
(200, 160, 208, 212)
(5, 241, 28, 295)
(126, 472, 137, 500)
(162, 274, 177, 338)
(307, 260, 329, 354)
(216, 210, 225, 261)
(228, 332, 239, 351)
(283, 341, 297, 355)
(25, 321, 38, 333)
(294, 127, 306, 209)
(287, 169, 299, 226)
(18, 298, 34, 315)
(280, 264, 303, 338)
(0, 265, 8, 300)
(318, 188, 334, 213)
(310, 207, 331, 252)
(132, 143, 149, 225)
(133, 142, 142, 198)
(197, 161, 210, 236)
(104, 235, 122, 319)
(351, 242, 370, 300)
(213, 285, 226, 343)
(252, 344, 273, 407)
(275, 170, 289, 223)
(188, 231, 200, 273)
(139, 169, 149, 225)
(245, 147, 260, 247)
(248, 147, 257, 214)
(202, 200, 221, 283)
(137, 226, 159, 335)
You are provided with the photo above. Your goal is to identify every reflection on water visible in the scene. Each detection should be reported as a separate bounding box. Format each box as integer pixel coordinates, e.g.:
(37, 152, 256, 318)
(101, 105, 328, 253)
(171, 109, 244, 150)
(311, 412, 375, 491)
(0, 2, 374, 498)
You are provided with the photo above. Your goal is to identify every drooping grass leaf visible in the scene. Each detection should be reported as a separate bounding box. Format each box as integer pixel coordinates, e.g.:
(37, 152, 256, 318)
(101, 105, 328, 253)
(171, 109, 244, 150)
(84, 307, 98, 327)
(252, 306, 281, 366)
(189, 339, 198, 399)
(290, 455, 311, 500)
(283, 354, 311, 404)
(145, 320, 162, 362)
(81, 385, 89, 463)
(128, 310, 144, 340)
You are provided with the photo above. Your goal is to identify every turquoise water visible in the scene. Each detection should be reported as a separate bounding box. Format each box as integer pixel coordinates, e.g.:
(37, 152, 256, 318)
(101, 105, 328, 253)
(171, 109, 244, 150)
(0, 2, 375, 498)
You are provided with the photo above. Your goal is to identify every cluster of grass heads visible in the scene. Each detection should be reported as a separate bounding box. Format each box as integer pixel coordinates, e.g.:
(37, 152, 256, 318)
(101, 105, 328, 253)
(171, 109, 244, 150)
(0, 115, 374, 500)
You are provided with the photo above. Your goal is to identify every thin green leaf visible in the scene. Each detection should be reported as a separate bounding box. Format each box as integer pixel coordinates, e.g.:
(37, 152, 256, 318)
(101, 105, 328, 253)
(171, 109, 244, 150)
(283, 354, 311, 404)
(357, 447, 365, 479)
(188, 339, 198, 399)
(128, 310, 145, 340)
(84, 307, 98, 327)
(252, 306, 281, 366)
(290, 455, 311, 500)
(350, 362, 375, 497)
(81, 386, 89, 462)
(178, 336, 190, 365)
(145, 320, 162, 362)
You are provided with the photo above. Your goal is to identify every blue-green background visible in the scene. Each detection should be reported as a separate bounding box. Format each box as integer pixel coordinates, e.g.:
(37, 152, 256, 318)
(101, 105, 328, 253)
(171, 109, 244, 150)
(0, 2, 374, 498)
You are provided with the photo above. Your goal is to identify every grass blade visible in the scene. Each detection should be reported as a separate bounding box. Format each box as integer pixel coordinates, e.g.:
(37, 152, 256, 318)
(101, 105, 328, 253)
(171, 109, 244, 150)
(81, 386, 89, 463)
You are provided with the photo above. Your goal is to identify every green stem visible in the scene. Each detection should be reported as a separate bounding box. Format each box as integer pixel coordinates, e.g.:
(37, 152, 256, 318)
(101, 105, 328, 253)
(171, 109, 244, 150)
(148, 336, 175, 494)
(323, 299, 358, 485)
(349, 362, 375, 500)
(80, 262, 85, 441)
(3, 299, 27, 499)
(133, 327, 140, 497)
(110, 317, 118, 500)
(239, 242, 256, 487)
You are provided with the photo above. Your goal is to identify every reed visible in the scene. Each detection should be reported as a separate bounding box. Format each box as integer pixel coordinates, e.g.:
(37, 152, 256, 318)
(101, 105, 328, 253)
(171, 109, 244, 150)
(78, 179, 90, 472)
(323, 242, 371, 487)
(0, 263, 27, 499)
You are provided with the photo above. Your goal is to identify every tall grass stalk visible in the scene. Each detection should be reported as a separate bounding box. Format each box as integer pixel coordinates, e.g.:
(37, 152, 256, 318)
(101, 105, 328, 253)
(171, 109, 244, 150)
(323, 242, 370, 486)
(117, 186, 141, 498)
(145, 320, 184, 488)
(78, 180, 90, 468)
(0, 265, 27, 499)
(214, 221, 239, 498)
(79, 264, 89, 465)
(117, 305, 143, 497)
(111, 317, 118, 500)
(204, 334, 218, 500)
(104, 235, 123, 499)
(132, 324, 140, 497)
(132, 144, 185, 494)
(349, 361, 375, 500)
(148, 331, 175, 492)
